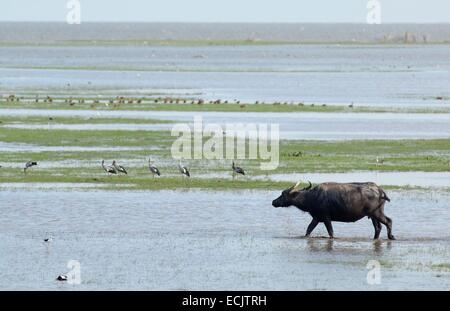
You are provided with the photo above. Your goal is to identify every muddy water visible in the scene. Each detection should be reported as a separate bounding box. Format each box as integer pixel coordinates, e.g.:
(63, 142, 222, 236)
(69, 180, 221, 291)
(0, 189, 448, 290)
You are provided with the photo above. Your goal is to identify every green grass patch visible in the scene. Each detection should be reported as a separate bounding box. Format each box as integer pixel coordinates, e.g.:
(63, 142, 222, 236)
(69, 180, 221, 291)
(1, 113, 450, 189)
(431, 263, 450, 271)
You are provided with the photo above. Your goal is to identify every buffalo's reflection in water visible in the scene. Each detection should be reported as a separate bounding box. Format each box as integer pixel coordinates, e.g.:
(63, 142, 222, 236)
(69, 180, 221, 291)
(372, 240, 393, 254)
(304, 237, 393, 254)
(306, 238, 334, 252)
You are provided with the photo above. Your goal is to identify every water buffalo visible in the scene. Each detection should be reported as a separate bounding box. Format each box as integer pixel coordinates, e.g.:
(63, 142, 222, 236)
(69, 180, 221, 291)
(272, 181, 395, 240)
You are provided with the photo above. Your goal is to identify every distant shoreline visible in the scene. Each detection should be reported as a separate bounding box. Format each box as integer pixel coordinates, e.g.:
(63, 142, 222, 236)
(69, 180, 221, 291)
(1, 22, 450, 44)
(2, 40, 450, 47)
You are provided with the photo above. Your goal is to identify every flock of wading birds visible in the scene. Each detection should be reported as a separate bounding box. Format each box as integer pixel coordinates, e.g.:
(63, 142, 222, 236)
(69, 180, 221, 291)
(4, 94, 355, 109)
(4, 156, 391, 177)
(7, 158, 247, 178)
(102, 158, 247, 178)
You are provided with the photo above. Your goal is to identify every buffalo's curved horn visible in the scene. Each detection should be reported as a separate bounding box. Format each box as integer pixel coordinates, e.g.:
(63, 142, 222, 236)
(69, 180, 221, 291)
(303, 181, 312, 190)
(289, 181, 302, 193)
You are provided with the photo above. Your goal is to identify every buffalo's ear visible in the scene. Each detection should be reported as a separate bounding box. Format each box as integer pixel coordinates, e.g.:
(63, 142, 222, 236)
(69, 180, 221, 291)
(287, 188, 302, 201)
(288, 187, 301, 196)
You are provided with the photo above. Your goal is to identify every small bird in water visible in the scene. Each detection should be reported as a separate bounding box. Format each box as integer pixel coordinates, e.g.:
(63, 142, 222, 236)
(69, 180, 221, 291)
(24, 161, 37, 174)
(178, 160, 190, 178)
(44, 237, 52, 243)
(112, 160, 127, 175)
(232, 161, 245, 176)
(56, 275, 68, 282)
(101, 160, 117, 175)
(148, 158, 161, 177)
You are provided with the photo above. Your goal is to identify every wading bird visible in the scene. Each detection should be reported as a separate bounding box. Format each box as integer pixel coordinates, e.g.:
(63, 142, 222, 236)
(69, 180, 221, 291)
(178, 160, 190, 178)
(148, 158, 161, 177)
(56, 275, 68, 282)
(101, 160, 117, 175)
(24, 161, 37, 174)
(112, 160, 127, 175)
(232, 161, 245, 176)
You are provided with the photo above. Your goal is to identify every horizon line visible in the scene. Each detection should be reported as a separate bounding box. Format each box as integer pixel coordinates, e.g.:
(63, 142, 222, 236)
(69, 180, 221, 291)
(1, 21, 450, 25)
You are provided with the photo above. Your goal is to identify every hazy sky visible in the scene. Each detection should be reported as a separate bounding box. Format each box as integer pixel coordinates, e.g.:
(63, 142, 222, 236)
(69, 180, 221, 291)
(1, 0, 449, 23)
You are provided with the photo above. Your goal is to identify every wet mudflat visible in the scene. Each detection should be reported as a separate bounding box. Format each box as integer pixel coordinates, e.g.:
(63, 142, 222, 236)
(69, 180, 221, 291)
(0, 189, 448, 290)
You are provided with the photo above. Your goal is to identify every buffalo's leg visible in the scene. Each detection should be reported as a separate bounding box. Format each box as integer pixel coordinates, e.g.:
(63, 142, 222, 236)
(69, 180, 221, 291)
(324, 220, 334, 239)
(371, 218, 382, 239)
(373, 212, 395, 240)
(305, 218, 319, 237)
(384, 216, 395, 240)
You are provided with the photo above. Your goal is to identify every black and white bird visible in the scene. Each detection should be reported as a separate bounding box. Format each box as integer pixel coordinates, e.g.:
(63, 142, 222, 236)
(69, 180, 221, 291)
(112, 160, 127, 175)
(24, 161, 37, 174)
(101, 160, 117, 175)
(56, 275, 68, 282)
(148, 158, 161, 177)
(232, 161, 245, 176)
(178, 160, 190, 178)
(44, 237, 52, 243)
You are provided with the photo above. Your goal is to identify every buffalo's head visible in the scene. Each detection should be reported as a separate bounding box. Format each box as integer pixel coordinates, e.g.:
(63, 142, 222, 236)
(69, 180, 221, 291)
(272, 181, 312, 208)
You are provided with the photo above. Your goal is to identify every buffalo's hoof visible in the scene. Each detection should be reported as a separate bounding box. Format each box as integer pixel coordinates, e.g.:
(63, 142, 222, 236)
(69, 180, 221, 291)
(388, 235, 396, 240)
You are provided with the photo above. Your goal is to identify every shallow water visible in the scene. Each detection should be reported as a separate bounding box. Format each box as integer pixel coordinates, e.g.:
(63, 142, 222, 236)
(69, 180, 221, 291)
(0, 141, 157, 153)
(3, 123, 172, 132)
(1, 44, 450, 106)
(254, 172, 450, 188)
(2, 109, 450, 140)
(0, 183, 115, 190)
(0, 189, 448, 290)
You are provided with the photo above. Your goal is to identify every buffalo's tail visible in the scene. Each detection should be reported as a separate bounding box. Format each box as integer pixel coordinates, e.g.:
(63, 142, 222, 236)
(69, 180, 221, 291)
(369, 188, 390, 219)
(380, 189, 390, 202)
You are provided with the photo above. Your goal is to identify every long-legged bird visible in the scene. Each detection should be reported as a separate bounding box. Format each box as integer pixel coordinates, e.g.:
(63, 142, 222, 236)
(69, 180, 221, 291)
(112, 160, 127, 175)
(24, 161, 37, 174)
(178, 160, 190, 177)
(102, 160, 117, 175)
(232, 161, 245, 176)
(148, 158, 161, 177)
